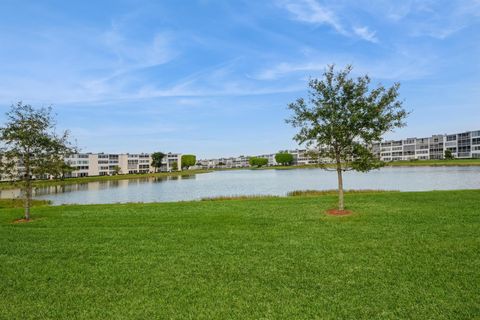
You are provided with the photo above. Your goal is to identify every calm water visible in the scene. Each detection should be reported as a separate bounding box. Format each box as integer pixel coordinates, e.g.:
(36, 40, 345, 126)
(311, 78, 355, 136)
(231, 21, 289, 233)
(1, 167, 479, 205)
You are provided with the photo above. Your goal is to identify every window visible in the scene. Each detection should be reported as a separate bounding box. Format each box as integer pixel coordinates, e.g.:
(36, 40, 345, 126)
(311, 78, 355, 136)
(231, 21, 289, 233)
(446, 135, 456, 141)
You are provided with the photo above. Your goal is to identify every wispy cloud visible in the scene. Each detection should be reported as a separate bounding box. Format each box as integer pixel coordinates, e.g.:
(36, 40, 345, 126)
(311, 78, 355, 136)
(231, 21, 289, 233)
(102, 25, 176, 69)
(277, 0, 345, 34)
(277, 0, 379, 42)
(353, 26, 378, 43)
(254, 41, 437, 82)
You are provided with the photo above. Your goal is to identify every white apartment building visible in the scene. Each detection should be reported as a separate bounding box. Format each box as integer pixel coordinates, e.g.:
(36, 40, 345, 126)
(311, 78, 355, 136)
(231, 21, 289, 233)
(65, 152, 182, 177)
(372, 130, 480, 161)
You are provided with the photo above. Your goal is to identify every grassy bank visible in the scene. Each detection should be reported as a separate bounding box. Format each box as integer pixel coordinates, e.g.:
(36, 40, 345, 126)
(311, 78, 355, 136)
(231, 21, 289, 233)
(0, 190, 479, 319)
(214, 158, 480, 172)
(386, 158, 480, 166)
(0, 198, 51, 209)
(0, 169, 212, 191)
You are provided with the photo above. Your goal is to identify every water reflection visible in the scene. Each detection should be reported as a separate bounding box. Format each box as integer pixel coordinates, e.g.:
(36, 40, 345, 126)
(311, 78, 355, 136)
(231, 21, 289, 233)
(1, 167, 479, 205)
(0, 174, 197, 199)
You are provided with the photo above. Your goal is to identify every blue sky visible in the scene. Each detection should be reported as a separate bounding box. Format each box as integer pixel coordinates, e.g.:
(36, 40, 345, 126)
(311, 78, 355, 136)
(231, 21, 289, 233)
(0, 0, 479, 158)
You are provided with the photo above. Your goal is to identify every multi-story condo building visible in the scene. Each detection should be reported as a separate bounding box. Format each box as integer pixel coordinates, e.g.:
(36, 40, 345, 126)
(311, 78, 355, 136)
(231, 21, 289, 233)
(65, 152, 182, 178)
(197, 129, 480, 169)
(372, 130, 480, 161)
(196, 149, 321, 169)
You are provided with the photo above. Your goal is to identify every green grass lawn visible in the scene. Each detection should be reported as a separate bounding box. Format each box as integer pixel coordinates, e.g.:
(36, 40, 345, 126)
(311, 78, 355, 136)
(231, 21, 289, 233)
(1, 191, 479, 319)
(0, 198, 51, 209)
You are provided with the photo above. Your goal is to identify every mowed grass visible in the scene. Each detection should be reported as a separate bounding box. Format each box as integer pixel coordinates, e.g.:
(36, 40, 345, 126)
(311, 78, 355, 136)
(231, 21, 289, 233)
(0, 191, 479, 319)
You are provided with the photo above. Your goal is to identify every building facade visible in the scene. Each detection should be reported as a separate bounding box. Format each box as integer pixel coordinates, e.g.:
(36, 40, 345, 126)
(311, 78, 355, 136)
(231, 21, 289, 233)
(196, 129, 480, 169)
(372, 130, 480, 161)
(65, 152, 182, 177)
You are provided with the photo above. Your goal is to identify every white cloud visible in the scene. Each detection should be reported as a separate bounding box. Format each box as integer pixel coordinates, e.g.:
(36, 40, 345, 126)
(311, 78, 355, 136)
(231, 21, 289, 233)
(278, 0, 346, 34)
(255, 61, 327, 80)
(102, 26, 175, 69)
(254, 43, 437, 82)
(277, 0, 380, 42)
(353, 26, 378, 43)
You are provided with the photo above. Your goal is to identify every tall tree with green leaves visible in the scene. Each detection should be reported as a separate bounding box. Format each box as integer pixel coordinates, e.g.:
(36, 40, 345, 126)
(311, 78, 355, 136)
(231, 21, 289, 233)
(0, 102, 76, 220)
(151, 152, 166, 172)
(249, 157, 268, 167)
(287, 65, 408, 211)
(181, 154, 196, 169)
(444, 149, 454, 160)
(275, 152, 294, 165)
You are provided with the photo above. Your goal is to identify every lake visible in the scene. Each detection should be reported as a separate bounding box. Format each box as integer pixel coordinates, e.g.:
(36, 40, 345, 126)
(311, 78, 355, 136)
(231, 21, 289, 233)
(1, 166, 479, 205)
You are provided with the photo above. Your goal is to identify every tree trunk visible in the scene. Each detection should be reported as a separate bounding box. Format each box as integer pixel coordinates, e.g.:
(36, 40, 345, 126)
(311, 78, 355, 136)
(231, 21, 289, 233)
(24, 175, 32, 220)
(23, 156, 32, 220)
(336, 157, 344, 211)
(24, 183, 31, 220)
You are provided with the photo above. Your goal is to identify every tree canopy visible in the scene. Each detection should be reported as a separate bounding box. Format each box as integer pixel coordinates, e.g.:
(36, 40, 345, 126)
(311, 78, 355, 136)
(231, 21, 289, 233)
(275, 152, 294, 165)
(287, 65, 408, 211)
(0, 102, 75, 219)
(181, 154, 196, 169)
(444, 149, 454, 160)
(249, 157, 268, 167)
(151, 152, 166, 172)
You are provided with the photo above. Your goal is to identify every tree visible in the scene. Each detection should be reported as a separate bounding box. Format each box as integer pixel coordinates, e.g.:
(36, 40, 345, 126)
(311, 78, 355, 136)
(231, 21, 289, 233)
(0, 102, 75, 220)
(444, 149, 454, 160)
(249, 157, 268, 167)
(171, 161, 178, 171)
(287, 65, 408, 211)
(112, 165, 122, 175)
(49, 160, 75, 180)
(181, 154, 196, 169)
(151, 152, 165, 172)
(46, 141, 76, 180)
(275, 152, 294, 165)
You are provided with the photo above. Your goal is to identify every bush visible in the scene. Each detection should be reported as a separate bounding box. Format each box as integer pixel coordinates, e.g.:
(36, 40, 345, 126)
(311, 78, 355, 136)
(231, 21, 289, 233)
(275, 152, 294, 165)
(181, 155, 196, 168)
(444, 149, 454, 160)
(249, 157, 268, 167)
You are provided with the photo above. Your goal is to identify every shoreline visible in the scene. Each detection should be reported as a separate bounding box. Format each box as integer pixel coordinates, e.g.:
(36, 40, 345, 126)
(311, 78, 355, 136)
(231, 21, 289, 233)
(0, 169, 212, 191)
(1, 158, 479, 192)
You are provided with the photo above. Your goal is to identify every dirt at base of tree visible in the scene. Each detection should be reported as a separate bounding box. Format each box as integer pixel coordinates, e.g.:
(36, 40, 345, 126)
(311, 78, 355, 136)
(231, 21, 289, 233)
(12, 218, 34, 224)
(326, 209, 353, 216)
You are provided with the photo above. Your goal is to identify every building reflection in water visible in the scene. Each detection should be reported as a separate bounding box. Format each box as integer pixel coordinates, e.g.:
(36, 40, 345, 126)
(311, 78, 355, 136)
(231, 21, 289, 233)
(0, 174, 198, 199)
